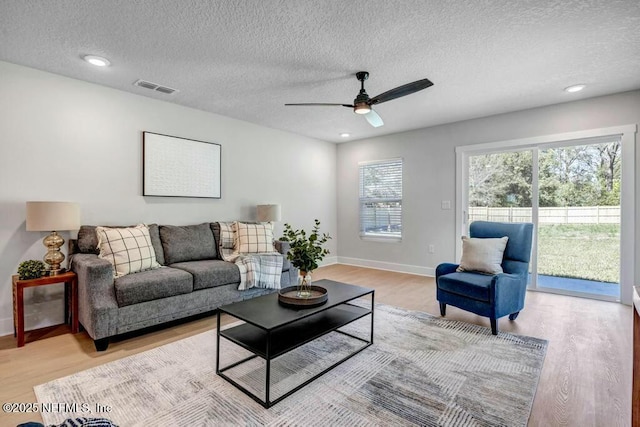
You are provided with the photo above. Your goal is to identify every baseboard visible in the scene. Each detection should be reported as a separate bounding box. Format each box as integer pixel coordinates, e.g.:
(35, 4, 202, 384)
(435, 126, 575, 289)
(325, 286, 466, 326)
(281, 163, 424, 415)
(319, 256, 338, 267)
(337, 256, 435, 277)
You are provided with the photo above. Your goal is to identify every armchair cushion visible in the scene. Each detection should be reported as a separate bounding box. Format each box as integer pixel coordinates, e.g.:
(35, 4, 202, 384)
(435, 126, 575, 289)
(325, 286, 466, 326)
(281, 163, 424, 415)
(437, 272, 494, 302)
(457, 236, 508, 275)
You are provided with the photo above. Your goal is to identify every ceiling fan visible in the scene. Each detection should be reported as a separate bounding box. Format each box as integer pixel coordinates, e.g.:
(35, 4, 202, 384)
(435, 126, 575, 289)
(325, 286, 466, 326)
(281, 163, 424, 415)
(285, 71, 433, 128)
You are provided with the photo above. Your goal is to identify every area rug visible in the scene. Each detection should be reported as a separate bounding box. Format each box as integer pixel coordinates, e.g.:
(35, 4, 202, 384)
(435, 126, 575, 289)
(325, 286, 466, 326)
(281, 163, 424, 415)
(35, 303, 548, 426)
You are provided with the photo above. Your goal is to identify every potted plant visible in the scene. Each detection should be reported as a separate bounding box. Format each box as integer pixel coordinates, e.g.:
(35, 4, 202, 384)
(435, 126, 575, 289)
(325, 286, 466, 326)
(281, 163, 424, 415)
(280, 219, 331, 297)
(17, 260, 46, 280)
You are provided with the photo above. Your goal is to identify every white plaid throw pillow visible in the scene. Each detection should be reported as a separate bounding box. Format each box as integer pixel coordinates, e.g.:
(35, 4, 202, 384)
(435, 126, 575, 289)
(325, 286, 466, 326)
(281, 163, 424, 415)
(96, 224, 161, 277)
(234, 221, 277, 254)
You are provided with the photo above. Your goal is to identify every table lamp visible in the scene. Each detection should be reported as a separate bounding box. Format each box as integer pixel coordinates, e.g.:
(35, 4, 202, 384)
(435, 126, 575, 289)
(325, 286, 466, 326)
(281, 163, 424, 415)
(26, 201, 80, 275)
(256, 204, 281, 223)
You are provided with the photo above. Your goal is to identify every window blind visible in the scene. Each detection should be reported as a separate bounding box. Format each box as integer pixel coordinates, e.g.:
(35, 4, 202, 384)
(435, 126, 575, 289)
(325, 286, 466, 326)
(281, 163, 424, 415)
(359, 158, 403, 239)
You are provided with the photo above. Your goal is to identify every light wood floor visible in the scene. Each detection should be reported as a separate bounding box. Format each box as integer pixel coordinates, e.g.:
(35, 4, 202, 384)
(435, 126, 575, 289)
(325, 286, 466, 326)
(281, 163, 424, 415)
(0, 264, 632, 426)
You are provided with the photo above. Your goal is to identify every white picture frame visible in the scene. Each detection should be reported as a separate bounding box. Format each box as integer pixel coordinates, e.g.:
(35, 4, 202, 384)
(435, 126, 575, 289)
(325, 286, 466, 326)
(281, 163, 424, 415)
(143, 132, 221, 198)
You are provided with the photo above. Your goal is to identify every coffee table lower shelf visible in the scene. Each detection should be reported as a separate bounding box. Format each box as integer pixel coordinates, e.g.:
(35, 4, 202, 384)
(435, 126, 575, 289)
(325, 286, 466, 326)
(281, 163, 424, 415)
(216, 296, 374, 408)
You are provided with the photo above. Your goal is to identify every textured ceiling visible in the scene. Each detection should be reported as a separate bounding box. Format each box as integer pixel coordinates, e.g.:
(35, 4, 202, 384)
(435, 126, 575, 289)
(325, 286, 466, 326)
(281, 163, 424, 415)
(1, 0, 639, 143)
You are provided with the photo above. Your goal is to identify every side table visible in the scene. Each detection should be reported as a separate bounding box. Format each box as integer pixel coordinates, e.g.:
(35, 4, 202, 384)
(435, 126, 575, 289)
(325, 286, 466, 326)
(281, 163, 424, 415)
(12, 271, 79, 347)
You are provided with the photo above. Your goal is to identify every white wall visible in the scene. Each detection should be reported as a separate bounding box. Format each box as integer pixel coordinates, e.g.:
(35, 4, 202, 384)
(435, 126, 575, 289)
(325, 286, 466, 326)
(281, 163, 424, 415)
(337, 90, 640, 280)
(0, 61, 337, 336)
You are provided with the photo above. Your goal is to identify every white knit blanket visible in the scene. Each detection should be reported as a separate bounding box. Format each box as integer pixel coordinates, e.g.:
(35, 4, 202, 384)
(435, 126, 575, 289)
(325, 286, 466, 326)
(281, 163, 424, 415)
(217, 222, 282, 290)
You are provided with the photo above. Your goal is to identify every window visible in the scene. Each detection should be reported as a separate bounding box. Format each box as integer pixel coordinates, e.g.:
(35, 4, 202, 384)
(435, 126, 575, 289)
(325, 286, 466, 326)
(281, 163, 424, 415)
(359, 158, 403, 240)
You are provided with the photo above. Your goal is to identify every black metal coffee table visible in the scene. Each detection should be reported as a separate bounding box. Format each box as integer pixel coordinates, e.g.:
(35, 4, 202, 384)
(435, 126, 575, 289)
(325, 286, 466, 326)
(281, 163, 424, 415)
(216, 279, 374, 408)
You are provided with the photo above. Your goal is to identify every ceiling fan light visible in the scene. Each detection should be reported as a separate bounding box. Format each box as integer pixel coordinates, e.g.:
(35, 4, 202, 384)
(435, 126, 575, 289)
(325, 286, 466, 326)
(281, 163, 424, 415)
(354, 103, 371, 114)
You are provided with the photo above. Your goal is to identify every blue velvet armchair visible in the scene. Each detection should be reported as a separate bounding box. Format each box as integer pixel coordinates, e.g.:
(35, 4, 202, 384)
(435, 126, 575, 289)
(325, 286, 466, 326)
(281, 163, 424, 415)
(436, 221, 533, 335)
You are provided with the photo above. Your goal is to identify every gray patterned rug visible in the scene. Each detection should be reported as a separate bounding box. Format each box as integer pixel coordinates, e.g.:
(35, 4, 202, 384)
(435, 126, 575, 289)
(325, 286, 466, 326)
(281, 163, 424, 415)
(35, 303, 547, 426)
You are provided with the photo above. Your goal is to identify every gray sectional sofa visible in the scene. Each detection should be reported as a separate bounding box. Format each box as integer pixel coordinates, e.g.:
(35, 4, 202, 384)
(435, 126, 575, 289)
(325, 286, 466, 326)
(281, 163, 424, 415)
(69, 222, 296, 351)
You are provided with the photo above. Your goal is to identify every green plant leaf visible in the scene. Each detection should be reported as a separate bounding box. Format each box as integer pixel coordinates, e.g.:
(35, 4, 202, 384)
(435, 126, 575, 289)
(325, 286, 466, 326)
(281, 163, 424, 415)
(279, 219, 331, 272)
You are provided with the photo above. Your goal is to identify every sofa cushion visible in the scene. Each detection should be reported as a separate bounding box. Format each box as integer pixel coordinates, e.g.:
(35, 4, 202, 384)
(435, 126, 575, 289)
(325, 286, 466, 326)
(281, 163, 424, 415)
(438, 271, 494, 302)
(96, 224, 161, 277)
(170, 260, 241, 290)
(114, 267, 193, 307)
(160, 223, 217, 264)
(234, 221, 277, 254)
(77, 224, 165, 265)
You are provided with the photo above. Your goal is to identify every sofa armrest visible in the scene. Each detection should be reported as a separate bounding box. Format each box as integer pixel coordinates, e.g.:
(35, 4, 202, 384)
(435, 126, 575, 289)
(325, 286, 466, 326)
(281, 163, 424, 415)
(274, 240, 298, 285)
(70, 253, 119, 340)
(274, 240, 293, 270)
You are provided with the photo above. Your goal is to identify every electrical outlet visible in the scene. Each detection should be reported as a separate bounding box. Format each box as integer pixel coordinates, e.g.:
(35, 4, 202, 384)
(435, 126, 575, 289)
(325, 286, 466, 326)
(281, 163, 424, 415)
(441, 200, 451, 210)
(428, 244, 435, 254)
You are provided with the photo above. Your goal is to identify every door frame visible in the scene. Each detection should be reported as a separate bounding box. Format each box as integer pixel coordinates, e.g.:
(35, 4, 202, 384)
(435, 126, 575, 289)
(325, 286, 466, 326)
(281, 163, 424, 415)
(455, 124, 637, 305)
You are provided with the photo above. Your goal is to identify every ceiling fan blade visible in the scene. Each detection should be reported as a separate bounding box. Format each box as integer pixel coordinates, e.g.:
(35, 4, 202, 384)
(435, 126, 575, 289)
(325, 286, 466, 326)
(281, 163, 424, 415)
(285, 103, 354, 107)
(369, 78, 433, 105)
(364, 109, 384, 128)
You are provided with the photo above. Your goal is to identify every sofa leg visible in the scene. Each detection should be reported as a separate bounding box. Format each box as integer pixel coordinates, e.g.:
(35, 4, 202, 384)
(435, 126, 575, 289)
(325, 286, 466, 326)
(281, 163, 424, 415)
(509, 311, 520, 320)
(439, 303, 446, 317)
(490, 318, 498, 335)
(94, 338, 109, 352)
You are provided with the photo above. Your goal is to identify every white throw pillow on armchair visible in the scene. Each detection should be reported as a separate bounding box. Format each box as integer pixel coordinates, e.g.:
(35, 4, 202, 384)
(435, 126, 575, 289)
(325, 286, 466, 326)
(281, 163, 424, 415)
(456, 236, 509, 275)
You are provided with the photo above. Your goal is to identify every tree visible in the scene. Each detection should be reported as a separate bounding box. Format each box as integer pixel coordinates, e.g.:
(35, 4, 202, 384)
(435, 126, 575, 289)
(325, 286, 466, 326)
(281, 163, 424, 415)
(469, 151, 531, 207)
(469, 140, 620, 208)
(596, 141, 621, 205)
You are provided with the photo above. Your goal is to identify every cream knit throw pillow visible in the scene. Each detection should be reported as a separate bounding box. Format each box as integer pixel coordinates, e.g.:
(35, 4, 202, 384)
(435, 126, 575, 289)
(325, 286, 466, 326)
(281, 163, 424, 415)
(457, 236, 509, 275)
(97, 224, 160, 277)
(234, 221, 277, 254)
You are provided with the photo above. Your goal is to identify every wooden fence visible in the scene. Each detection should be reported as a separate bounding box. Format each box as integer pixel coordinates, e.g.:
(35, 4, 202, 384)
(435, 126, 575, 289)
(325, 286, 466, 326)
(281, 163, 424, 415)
(469, 206, 620, 224)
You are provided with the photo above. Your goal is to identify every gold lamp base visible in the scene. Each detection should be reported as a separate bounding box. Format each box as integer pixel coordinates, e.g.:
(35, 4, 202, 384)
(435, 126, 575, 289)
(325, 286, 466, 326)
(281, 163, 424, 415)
(43, 231, 65, 275)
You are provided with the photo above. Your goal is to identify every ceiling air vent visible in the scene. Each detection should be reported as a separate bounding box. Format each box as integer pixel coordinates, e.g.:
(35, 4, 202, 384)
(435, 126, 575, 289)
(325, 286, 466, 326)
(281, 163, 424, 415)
(133, 79, 178, 95)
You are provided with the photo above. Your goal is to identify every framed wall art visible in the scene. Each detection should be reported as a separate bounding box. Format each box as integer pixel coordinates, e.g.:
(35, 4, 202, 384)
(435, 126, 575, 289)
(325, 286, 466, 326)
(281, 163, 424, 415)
(143, 131, 221, 198)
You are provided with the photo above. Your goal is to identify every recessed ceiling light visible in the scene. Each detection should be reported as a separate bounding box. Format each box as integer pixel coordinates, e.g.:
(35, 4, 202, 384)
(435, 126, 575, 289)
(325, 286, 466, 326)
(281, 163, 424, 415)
(83, 55, 110, 67)
(340, 133, 351, 138)
(564, 84, 586, 93)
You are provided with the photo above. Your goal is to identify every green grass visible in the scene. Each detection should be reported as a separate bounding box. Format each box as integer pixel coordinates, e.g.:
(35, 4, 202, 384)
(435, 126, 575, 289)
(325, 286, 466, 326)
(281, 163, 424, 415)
(537, 224, 619, 283)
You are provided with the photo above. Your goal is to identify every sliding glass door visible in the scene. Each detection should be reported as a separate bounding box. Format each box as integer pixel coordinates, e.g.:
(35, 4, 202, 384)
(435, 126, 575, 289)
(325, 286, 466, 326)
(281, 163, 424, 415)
(467, 149, 533, 284)
(536, 141, 621, 298)
(463, 137, 622, 301)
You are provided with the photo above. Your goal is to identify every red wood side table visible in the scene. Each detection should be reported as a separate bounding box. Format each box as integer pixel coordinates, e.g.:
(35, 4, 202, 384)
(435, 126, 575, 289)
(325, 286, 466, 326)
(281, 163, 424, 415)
(12, 271, 79, 347)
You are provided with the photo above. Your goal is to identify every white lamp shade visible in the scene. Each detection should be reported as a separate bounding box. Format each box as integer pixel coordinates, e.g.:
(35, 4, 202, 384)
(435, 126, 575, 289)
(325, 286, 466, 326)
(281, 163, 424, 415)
(26, 201, 81, 231)
(256, 204, 281, 222)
